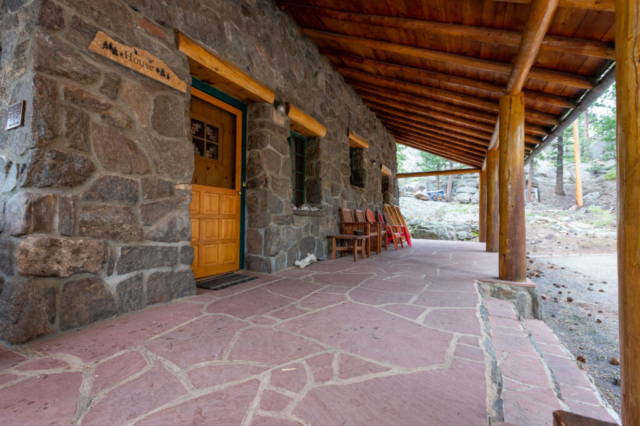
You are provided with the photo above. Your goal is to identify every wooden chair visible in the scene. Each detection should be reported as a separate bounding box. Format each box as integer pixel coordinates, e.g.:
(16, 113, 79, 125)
(358, 209, 383, 254)
(393, 205, 413, 245)
(384, 204, 412, 247)
(377, 212, 404, 250)
(339, 208, 372, 258)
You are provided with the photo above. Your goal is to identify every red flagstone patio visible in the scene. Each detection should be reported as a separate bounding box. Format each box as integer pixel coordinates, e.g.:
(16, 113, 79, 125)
(0, 240, 619, 426)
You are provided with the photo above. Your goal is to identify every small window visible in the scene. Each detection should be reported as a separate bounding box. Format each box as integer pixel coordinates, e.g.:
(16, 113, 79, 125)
(350, 147, 366, 188)
(289, 131, 306, 207)
(349, 147, 355, 186)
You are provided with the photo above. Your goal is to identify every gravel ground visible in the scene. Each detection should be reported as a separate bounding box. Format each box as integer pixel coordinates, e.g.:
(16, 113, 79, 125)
(529, 256, 621, 413)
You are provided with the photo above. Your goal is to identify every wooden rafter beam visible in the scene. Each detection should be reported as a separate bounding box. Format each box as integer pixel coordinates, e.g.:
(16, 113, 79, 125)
(378, 119, 533, 155)
(374, 107, 541, 145)
(382, 118, 492, 147)
(328, 51, 577, 109)
(353, 84, 549, 137)
(394, 137, 484, 167)
(397, 169, 481, 179)
(280, 3, 615, 58)
(384, 124, 489, 154)
(339, 68, 559, 126)
(372, 106, 493, 141)
(506, 0, 561, 95)
(495, 0, 614, 11)
(366, 98, 496, 135)
(395, 139, 484, 167)
(302, 28, 595, 89)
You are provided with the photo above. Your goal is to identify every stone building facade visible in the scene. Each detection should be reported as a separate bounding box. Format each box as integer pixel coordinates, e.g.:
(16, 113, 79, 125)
(0, 0, 398, 344)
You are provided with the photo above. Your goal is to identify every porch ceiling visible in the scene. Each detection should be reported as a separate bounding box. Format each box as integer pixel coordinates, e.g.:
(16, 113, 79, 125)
(277, 0, 615, 167)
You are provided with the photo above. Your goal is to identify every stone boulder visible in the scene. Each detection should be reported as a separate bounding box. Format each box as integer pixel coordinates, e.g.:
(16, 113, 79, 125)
(584, 192, 602, 202)
(16, 237, 105, 278)
(60, 277, 117, 331)
(456, 186, 477, 194)
(590, 139, 608, 159)
(454, 193, 473, 204)
(0, 280, 57, 344)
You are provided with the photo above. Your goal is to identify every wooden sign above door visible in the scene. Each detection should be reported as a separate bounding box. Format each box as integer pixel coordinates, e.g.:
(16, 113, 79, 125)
(89, 31, 187, 93)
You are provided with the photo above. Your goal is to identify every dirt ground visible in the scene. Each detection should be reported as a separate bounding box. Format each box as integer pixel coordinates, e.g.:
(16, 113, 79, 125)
(526, 178, 620, 413)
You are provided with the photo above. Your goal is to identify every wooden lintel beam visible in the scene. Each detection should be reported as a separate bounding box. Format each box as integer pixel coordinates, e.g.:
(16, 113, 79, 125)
(176, 31, 275, 104)
(353, 84, 549, 137)
(348, 130, 369, 148)
(329, 51, 578, 109)
(280, 3, 614, 58)
(286, 103, 327, 137)
(397, 168, 481, 179)
(506, 0, 560, 95)
(339, 68, 559, 126)
(495, 0, 614, 11)
(303, 28, 595, 89)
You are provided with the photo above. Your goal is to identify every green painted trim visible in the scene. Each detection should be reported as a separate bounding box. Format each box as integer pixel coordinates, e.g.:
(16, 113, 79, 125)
(191, 78, 248, 269)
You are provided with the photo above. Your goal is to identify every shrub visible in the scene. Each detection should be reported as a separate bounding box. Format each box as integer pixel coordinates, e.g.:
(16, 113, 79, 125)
(604, 170, 616, 181)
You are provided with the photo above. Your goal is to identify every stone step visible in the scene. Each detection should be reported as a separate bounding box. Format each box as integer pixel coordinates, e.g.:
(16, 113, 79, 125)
(484, 298, 620, 426)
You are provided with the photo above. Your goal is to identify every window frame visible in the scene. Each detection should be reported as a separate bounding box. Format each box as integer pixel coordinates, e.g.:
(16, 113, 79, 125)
(289, 130, 307, 207)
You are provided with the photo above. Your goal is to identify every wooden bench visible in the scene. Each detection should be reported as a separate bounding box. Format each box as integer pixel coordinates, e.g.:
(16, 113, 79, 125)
(553, 411, 618, 426)
(328, 234, 369, 262)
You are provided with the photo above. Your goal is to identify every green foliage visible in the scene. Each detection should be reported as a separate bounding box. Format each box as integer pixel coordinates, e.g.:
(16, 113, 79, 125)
(604, 170, 616, 181)
(396, 145, 408, 173)
(587, 206, 615, 227)
(587, 163, 603, 174)
(416, 151, 450, 171)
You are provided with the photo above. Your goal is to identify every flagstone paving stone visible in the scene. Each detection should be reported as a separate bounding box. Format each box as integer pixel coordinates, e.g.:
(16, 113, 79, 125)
(0, 240, 618, 425)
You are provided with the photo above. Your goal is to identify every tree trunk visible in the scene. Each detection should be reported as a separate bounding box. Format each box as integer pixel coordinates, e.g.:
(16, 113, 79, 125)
(555, 137, 565, 196)
(446, 161, 454, 201)
(527, 161, 534, 202)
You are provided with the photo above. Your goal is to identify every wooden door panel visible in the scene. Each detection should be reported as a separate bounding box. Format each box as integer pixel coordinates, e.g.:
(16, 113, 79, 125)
(202, 193, 219, 214)
(219, 243, 236, 264)
(201, 219, 219, 240)
(190, 191, 200, 214)
(191, 219, 200, 242)
(222, 195, 236, 214)
(201, 244, 218, 267)
(220, 219, 236, 239)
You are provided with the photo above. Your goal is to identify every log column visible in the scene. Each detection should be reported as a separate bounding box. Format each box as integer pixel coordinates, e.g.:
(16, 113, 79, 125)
(479, 168, 487, 243)
(486, 149, 499, 252)
(498, 93, 526, 282)
(615, 0, 640, 423)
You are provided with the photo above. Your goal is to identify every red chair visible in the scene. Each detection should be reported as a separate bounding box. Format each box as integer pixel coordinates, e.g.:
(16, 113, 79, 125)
(376, 211, 404, 250)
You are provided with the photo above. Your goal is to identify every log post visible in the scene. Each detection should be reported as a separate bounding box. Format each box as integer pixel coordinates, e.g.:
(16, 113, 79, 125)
(615, 0, 640, 423)
(573, 121, 584, 207)
(498, 93, 527, 282)
(479, 166, 487, 243)
(486, 149, 499, 252)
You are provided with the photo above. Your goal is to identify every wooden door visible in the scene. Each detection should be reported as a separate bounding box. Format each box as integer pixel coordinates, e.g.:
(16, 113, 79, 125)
(190, 88, 242, 279)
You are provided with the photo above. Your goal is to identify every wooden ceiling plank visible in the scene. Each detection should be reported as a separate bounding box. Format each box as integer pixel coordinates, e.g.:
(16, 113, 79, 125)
(328, 51, 577, 108)
(385, 123, 489, 151)
(380, 107, 541, 147)
(494, 0, 614, 11)
(280, 3, 614, 58)
(340, 68, 559, 126)
(353, 84, 549, 137)
(302, 28, 595, 89)
(397, 169, 481, 179)
(394, 137, 485, 166)
(506, 0, 561, 95)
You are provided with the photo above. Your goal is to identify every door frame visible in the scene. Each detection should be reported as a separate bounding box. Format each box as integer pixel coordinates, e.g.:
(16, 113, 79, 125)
(191, 77, 247, 270)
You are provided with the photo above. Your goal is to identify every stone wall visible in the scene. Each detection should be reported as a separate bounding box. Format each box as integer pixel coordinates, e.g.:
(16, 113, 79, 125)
(0, 0, 398, 343)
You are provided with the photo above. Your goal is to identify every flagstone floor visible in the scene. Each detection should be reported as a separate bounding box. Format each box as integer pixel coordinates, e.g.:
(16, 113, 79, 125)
(0, 240, 619, 426)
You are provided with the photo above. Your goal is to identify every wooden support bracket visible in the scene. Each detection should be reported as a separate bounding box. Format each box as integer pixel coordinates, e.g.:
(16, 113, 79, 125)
(348, 130, 369, 149)
(286, 103, 327, 137)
